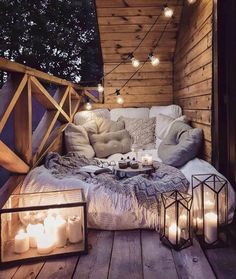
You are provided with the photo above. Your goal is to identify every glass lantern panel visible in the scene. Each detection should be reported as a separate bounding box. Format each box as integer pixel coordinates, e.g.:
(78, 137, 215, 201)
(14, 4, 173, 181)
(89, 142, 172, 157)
(3, 189, 84, 210)
(219, 186, 227, 225)
(178, 203, 189, 242)
(193, 185, 203, 234)
(1, 205, 85, 263)
(165, 203, 178, 245)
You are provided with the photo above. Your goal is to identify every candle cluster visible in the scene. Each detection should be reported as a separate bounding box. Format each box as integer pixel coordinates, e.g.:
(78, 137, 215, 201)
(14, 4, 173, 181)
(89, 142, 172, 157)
(14, 213, 83, 255)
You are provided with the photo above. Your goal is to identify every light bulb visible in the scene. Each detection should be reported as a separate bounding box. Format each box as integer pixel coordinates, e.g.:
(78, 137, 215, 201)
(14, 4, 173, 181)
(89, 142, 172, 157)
(163, 6, 174, 18)
(131, 57, 140, 68)
(187, 0, 197, 3)
(116, 95, 124, 105)
(149, 54, 160, 66)
(85, 102, 92, 110)
(97, 83, 104, 93)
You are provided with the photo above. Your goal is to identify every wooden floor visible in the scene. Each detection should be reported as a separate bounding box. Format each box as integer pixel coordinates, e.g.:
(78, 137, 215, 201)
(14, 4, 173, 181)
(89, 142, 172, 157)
(1, 229, 236, 279)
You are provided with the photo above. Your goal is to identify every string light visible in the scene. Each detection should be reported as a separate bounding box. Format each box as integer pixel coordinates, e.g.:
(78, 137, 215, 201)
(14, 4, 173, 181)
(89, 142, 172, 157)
(128, 53, 140, 68)
(163, 4, 174, 18)
(187, 0, 197, 4)
(115, 90, 124, 105)
(81, 5, 176, 103)
(148, 53, 160, 67)
(85, 100, 92, 110)
(97, 83, 104, 93)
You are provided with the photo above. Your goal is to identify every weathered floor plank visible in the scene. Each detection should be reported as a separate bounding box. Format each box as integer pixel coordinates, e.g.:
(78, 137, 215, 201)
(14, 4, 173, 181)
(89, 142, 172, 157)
(1, 229, 235, 279)
(12, 262, 44, 279)
(141, 230, 178, 279)
(172, 238, 216, 279)
(206, 247, 236, 279)
(36, 256, 78, 279)
(0, 266, 19, 279)
(73, 230, 114, 279)
(108, 230, 142, 279)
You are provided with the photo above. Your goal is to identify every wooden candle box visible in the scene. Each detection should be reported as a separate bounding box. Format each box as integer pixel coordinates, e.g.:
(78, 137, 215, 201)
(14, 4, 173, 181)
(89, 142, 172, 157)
(0, 189, 87, 265)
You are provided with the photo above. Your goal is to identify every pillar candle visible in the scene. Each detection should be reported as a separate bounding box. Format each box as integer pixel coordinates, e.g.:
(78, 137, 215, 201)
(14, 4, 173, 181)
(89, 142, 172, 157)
(204, 200, 215, 210)
(141, 155, 153, 166)
(204, 212, 217, 244)
(168, 223, 180, 245)
(196, 217, 203, 230)
(179, 214, 187, 228)
(14, 229, 29, 254)
(68, 216, 83, 243)
(55, 215, 67, 248)
(37, 233, 55, 254)
(26, 223, 44, 248)
(44, 214, 56, 235)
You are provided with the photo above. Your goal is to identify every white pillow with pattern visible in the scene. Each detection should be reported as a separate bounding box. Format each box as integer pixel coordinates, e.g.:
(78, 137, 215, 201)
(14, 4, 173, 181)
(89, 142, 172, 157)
(119, 116, 156, 148)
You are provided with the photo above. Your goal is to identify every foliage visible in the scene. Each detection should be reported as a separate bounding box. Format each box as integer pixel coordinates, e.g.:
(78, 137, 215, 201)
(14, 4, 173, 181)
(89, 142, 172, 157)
(0, 0, 102, 84)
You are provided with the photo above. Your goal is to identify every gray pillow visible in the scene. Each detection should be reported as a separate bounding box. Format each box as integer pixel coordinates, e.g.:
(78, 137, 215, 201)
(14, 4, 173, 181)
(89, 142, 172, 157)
(64, 123, 95, 159)
(158, 121, 203, 167)
(89, 129, 131, 158)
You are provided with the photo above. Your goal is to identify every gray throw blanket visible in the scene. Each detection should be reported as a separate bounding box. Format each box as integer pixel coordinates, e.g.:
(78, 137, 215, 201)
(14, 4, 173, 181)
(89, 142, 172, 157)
(44, 152, 189, 214)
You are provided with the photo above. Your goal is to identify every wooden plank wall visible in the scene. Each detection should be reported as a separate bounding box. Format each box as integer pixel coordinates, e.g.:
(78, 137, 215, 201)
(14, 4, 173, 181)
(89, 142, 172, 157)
(95, 0, 183, 108)
(173, 0, 213, 162)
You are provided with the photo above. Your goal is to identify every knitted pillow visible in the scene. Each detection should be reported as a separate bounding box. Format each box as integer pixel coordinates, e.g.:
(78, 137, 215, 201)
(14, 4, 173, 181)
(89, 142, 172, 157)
(119, 116, 156, 148)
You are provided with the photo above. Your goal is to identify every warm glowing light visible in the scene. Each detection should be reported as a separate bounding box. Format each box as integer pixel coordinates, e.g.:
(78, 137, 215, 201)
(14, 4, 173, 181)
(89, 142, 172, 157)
(116, 95, 124, 105)
(97, 83, 104, 93)
(85, 102, 92, 110)
(131, 57, 140, 68)
(115, 89, 124, 105)
(188, 0, 197, 4)
(163, 6, 174, 18)
(148, 53, 160, 66)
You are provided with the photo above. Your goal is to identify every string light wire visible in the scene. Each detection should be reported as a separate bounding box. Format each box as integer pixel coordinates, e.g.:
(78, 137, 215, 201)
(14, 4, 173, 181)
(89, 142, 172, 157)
(112, 18, 172, 94)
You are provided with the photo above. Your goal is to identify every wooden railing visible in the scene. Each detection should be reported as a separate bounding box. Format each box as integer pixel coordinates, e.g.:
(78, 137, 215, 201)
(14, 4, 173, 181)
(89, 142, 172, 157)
(0, 58, 103, 207)
(0, 58, 103, 173)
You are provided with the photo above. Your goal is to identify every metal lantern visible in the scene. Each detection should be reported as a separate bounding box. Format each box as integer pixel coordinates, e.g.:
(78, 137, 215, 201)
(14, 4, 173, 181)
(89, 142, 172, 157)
(192, 174, 228, 247)
(0, 189, 88, 265)
(160, 190, 193, 250)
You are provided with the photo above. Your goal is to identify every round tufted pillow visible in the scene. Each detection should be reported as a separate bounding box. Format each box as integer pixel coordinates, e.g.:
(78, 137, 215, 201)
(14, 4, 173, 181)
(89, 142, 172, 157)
(89, 129, 132, 158)
(158, 121, 203, 167)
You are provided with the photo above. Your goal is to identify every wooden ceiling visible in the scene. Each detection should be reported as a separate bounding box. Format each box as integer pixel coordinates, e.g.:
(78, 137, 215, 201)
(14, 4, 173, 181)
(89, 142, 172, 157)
(95, 0, 183, 107)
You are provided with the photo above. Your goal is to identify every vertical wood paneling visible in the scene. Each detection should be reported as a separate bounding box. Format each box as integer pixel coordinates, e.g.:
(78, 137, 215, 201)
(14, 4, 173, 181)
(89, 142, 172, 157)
(95, 0, 183, 108)
(173, 0, 213, 162)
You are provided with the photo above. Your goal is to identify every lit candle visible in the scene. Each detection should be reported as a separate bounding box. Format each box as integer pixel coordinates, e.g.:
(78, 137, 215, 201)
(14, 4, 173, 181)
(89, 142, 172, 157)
(68, 216, 83, 243)
(204, 212, 217, 244)
(196, 217, 203, 230)
(168, 223, 181, 245)
(179, 214, 187, 228)
(14, 229, 29, 254)
(204, 200, 215, 210)
(141, 154, 153, 166)
(37, 233, 55, 254)
(26, 223, 44, 248)
(44, 214, 57, 235)
(55, 215, 67, 248)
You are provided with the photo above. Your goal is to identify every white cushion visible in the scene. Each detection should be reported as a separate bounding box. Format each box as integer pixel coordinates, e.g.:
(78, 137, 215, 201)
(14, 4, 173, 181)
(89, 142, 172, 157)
(74, 109, 110, 125)
(64, 123, 95, 159)
(149, 105, 182, 119)
(155, 114, 188, 141)
(110, 108, 149, 121)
